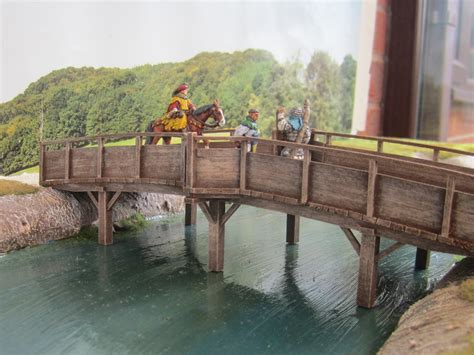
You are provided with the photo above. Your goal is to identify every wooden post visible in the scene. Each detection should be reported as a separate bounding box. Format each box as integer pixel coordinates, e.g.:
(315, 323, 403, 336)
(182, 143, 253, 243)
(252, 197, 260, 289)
(240, 140, 247, 191)
(65, 142, 71, 180)
(367, 159, 378, 217)
(97, 137, 104, 178)
(357, 233, 380, 308)
(415, 248, 431, 270)
(432, 148, 440, 162)
(39, 143, 45, 183)
(208, 200, 226, 272)
(441, 176, 455, 238)
(300, 149, 310, 204)
(185, 203, 197, 226)
(377, 140, 384, 153)
(98, 191, 113, 245)
(186, 132, 196, 189)
(135, 135, 141, 179)
(286, 214, 300, 245)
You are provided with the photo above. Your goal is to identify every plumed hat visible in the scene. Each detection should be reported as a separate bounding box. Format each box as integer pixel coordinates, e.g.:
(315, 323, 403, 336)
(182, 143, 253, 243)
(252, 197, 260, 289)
(173, 83, 189, 96)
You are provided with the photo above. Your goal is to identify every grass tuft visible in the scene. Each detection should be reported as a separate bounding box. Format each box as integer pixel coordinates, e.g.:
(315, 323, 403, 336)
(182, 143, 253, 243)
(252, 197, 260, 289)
(0, 180, 38, 196)
(459, 279, 474, 303)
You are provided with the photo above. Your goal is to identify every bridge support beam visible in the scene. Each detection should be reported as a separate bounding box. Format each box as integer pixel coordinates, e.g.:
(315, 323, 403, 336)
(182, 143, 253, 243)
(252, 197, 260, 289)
(357, 234, 380, 308)
(185, 203, 197, 226)
(199, 200, 240, 272)
(415, 248, 431, 270)
(286, 215, 300, 245)
(87, 191, 122, 246)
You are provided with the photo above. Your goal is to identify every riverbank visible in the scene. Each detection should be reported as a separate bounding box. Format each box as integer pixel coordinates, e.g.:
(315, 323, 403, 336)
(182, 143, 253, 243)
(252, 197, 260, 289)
(0, 173, 184, 253)
(379, 258, 474, 354)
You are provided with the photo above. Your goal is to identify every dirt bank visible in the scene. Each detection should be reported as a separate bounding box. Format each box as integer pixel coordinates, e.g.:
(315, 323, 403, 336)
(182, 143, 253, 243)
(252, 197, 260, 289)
(0, 186, 184, 253)
(379, 258, 474, 354)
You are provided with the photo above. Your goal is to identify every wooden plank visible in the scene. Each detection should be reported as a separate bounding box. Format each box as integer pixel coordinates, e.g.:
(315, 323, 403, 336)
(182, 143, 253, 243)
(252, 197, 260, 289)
(87, 191, 98, 209)
(247, 153, 303, 199)
(39, 143, 45, 183)
(286, 214, 300, 245)
(376, 241, 404, 261)
(44, 150, 65, 180)
(106, 191, 122, 211)
(135, 136, 141, 178)
(181, 135, 187, 184)
(300, 149, 310, 204)
(240, 146, 247, 191)
(195, 149, 240, 188)
(65, 142, 71, 180)
(341, 227, 360, 255)
(432, 149, 440, 162)
(415, 248, 431, 270)
(357, 234, 380, 308)
(198, 202, 215, 224)
(221, 203, 241, 226)
(367, 159, 377, 217)
(97, 137, 104, 178)
(103, 147, 135, 178)
(186, 133, 195, 188)
(441, 176, 455, 237)
(208, 200, 226, 272)
(71, 148, 97, 178)
(377, 140, 383, 153)
(451, 191, 474, 242)
(98, 191, 113, 245)
(309, 162, 368, 213)
(141, 145, 182, 180)
(376, 175, 445, 233)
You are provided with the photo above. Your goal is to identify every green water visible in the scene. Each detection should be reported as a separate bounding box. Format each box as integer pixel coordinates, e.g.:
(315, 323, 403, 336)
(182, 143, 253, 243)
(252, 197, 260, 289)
(0, 206, 455, 354)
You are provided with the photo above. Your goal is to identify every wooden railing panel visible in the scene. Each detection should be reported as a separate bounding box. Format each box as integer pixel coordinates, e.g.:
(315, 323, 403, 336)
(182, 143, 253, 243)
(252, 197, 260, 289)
(141, 145, 182, 180)
(308, 162, 368, 213)
(44, 150, 65, 180)
(319, 148, 474, 194)
(195, 148, 240, 188)
(376, 175, 444, 233)
(103, 147, 135, 178)
(452, 192, 474, 242)
(71, 148, 97, 178)
(247, 153, 302, 199)
(255, 144, 274, 155)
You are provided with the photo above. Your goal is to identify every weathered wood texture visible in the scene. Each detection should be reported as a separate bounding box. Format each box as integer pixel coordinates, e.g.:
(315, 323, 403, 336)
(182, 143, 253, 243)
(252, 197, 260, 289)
(207, 200, 226, 272)
(286, 214, 300, 244)
(309, 162, 368, 213)
(98, 191, 113, 245)
(247, 153, 302, 199)
(185, 203, 197, 226)
(40, 132, 474, 257)
(357, 234, 380, 308)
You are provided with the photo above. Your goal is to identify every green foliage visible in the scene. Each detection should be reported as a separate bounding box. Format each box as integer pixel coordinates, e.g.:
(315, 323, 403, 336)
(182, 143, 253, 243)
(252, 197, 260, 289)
(0, 49, 357, 174)
(116, 213, 149, 231)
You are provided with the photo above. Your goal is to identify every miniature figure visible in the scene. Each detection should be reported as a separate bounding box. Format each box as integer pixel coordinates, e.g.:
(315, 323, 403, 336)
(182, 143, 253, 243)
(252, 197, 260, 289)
(234, 108, 260, 152)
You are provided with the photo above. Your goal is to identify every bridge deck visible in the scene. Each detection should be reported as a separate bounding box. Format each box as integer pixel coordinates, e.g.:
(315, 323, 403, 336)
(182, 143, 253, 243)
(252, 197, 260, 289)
(40, 130, 474, 307)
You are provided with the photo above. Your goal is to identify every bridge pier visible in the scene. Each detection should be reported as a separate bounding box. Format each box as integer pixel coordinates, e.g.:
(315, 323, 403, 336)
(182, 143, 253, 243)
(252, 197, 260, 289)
(357, 234, 380, 308)
(185, 203, 197, 226)
(286, 214, 300, 244)
(415, 248, 431, 270)
(198, 200, 241, 272)
(87, 191, 122, 246)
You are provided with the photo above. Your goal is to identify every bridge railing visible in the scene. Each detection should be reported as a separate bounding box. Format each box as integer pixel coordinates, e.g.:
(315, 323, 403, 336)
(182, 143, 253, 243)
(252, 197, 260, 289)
(188, 134, 474, 253)
(40, 132, 186, 188)
(311, 130, 474, 163)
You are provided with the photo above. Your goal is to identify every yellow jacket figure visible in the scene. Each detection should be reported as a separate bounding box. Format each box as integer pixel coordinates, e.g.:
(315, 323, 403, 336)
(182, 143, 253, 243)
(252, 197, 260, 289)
(161, 83, 196, 131)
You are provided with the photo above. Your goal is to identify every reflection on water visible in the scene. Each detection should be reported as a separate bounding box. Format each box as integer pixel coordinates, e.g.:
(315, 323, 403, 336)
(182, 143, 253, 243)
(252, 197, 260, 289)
(0, 206, 454, 354)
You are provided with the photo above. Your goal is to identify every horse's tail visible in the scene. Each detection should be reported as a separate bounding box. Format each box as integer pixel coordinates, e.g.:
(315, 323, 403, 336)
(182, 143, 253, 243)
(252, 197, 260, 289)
(144, 121, 154, 145)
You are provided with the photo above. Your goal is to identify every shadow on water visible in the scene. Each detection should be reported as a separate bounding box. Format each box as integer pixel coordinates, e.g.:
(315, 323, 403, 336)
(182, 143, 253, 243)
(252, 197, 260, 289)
(0, 207, 455, 354)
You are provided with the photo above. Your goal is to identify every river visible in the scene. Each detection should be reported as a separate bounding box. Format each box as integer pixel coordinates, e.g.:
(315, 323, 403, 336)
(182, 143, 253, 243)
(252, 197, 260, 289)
(0, 206, 455, 354)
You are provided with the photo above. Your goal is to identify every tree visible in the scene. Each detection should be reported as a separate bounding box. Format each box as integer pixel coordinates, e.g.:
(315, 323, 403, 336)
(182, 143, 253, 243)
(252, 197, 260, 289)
(339, 55, 357, 132)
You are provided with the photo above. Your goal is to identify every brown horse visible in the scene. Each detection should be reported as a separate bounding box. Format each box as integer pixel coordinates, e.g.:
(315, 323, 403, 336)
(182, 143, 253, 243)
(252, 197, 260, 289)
(146, 100, 226, 145)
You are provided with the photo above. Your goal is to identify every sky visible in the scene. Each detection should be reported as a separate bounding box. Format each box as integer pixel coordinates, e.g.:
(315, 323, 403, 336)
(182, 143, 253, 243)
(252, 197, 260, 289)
(0, 0, 361, 103)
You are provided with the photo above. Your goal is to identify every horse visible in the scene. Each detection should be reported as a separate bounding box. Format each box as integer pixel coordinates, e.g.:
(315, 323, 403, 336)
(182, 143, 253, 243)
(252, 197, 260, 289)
(145, 100, 226, 145)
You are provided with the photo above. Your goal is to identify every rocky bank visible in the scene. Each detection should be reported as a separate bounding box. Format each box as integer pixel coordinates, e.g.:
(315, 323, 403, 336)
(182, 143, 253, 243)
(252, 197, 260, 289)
(0, 187, 184, 252)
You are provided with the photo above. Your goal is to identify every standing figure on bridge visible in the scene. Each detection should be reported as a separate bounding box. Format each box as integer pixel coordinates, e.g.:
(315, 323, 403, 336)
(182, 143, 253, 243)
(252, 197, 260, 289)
(276, 106, 311, 159)
(234, 108, 261, 152)
(160, 83, 196, 132)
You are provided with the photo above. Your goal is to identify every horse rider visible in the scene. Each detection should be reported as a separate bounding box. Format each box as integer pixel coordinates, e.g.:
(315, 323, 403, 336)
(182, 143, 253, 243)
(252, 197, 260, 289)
(234, 108, 261, 152)
(161, 83, 196, 131)
(276, 107, 311, 159)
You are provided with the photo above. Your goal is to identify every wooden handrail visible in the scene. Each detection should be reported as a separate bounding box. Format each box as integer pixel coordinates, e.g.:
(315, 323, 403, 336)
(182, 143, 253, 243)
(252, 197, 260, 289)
(41, 132, 185, 146)
(311, 129, 474, 157)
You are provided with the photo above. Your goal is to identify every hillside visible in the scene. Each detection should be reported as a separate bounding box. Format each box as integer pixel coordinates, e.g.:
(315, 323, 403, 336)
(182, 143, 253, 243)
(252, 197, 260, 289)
(0, 49, 356, 174)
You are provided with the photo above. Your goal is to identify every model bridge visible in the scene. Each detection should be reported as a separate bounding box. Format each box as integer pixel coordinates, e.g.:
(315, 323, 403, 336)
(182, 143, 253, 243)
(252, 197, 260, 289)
(40, 129, 474, 308)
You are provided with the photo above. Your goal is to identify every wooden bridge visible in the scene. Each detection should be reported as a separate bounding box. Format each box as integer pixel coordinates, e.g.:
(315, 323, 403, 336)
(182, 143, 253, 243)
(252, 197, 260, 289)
(39, 130, 474, 308)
